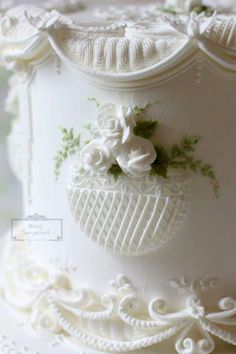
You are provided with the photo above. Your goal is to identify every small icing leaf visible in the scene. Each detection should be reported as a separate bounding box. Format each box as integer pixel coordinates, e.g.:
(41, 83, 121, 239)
(88, 97, 100, 107)
(151, 146, 170, 178)
(108, 164, 122, 179)
(54, 127, 80, 179)
(134, 120, 159, 139)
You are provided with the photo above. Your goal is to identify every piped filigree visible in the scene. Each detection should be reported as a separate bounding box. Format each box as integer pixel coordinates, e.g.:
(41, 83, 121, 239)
(0, 333, 38, 354)
(1, 4, 236, 79)
(67, 168, 190, 256)
(1, 243, 236, 354)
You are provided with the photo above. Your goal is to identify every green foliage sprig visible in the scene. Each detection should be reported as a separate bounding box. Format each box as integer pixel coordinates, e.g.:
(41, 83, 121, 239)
(191, 5, 209, 13)
(55, 101, 219, 197)
(88, 97, 100, 107)
(159, 5, 211, 15)
(169, 136, 219, 196)
(131, 103, 219, 197)
(133, 102, 157, 117)
(150, 135, 219, 197)
(134, 120, 159, 139)
(108, 164, 123, 179)
(159, 6, 178, 14)
(151, 146, 170, 178)
(54, 127, 80, 179)
(133, 101, 160, 139)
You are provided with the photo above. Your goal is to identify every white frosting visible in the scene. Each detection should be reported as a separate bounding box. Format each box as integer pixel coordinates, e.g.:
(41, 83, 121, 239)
(1, 242, 236, 354)
(7, 119, 26, 182)
(79, 103, 157, 176)
(1, 2, 236, 354)
(95, 103, 136, 149)
(1, 3, 236, 77)
(80, 141, 115, 172)
(0, 333, 37, 354)
(116, 136, 156, 175)
(67, 170, 189, 255)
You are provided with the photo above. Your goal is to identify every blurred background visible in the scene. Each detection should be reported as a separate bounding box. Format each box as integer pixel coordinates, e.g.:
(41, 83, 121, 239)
(0, 0, 125, 235)
(0, 68, 22, 235)
(0, 0, 26, 235)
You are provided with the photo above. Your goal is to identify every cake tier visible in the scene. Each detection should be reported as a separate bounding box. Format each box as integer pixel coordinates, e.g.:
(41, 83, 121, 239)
(1, 1, 236, 353)
(0, 293, 235, 354)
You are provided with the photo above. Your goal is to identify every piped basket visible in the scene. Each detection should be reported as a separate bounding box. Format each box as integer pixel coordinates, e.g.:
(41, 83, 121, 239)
(67, 167, 190, 256)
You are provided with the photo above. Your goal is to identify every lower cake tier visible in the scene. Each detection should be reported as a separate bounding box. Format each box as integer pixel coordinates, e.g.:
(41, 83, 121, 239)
(1, 238, 236, 354)
(0, 308, 235, 354)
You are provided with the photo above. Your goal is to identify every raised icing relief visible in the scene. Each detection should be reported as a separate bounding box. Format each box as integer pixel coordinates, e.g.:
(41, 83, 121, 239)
(67, 171, 190, 255)
(1, 3, 236, 79)
(0, 333, 38, 354)
(1, 242, 236, 354)
(55, 101, 218, 255)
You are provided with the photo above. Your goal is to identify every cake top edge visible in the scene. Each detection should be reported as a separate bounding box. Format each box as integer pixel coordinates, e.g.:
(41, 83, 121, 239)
(1, 1, 236, 80)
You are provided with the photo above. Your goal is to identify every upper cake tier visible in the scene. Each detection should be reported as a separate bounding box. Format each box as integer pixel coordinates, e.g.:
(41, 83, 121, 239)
(1, 0, 236, 80)
(1, 1, 236, 354)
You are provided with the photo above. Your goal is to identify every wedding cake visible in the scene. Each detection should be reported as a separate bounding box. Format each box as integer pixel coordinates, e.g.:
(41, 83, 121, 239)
(0, 0, 236, 353)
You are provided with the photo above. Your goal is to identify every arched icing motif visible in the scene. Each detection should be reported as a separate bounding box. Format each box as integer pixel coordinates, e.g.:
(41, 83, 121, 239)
(1, 243, 236, 354)
(1, 4, 236, 81)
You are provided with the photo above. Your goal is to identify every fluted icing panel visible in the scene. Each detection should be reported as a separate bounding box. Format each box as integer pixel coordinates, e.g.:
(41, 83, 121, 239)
(1, 4, 236, 77)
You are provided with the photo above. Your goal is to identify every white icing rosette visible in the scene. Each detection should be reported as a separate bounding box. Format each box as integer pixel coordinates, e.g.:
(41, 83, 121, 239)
(116, 136, 157, 176)
(68, 103, 190, 255)
(80, 140, 115, 173)
(94, 103, 136, 149)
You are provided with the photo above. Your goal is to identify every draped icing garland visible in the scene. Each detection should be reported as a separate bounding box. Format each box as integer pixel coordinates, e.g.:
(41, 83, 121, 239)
(1, 4, 236, 79)
(1, 243, 236, 354)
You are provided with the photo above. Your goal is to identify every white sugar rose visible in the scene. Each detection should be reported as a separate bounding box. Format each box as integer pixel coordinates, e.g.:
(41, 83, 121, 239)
(165, 0, 202, 11)
(95, 103, 136, 149)
(116, 136, 157, 176)
(80, 140, 115, 172)
(202, 0, 235, 10)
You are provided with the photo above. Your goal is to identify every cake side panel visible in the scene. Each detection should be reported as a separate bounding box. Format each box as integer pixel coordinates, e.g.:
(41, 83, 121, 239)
(17, 59, 236, 306)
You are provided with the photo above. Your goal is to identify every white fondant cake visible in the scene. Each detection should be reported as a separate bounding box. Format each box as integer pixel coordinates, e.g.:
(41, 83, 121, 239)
(1, 0, 236, 353)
